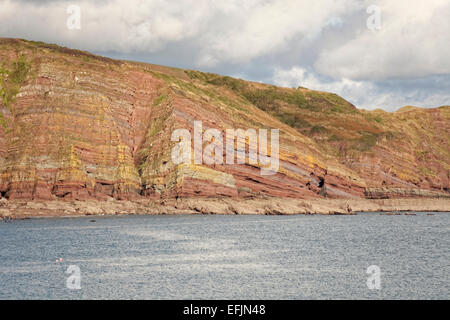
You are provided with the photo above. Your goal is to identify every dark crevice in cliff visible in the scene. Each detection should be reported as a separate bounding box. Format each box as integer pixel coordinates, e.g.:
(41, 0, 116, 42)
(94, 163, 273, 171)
(318, 177, 325, 188)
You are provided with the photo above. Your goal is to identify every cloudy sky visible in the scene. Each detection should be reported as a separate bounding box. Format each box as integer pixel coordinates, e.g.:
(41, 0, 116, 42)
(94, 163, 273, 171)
(1, 0, 449, 111)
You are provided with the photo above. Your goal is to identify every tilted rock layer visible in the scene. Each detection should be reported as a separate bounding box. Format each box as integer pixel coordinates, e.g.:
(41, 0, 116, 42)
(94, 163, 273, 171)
(0, 38, 449, 201)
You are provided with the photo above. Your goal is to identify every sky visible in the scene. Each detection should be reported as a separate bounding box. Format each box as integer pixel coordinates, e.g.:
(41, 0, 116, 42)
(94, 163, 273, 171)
(0, 0, 449, 111)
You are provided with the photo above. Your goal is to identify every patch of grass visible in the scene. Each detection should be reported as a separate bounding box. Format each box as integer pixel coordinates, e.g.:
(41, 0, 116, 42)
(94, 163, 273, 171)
(184, 72, 359, 132)
(327, 134, 342, 142)
(184, 70, 210, 81)
(0, 112, 6, 129)
(152, 70, 249, 113)
(186, 72, 314, 111)
(305, 91, 356, 114)
(310, 125, 330, 135)
(10, 55, 31, 83)
(242, 88, 315, 112)
(0, 55, 31, 116)
(277, 113, 311, 129)
(354, 131, 379, 151)
(419, 166, 433, 175)
(373, 116, 383, 123)
(207, 76, 246, 92)
(146, 116, 167, 139)
(153, 93, 167, 107)
(217, 95, 246, 112)
(82, 55, 91, 63)
(416, 150, 429, 161)
(18, 38, 121, 66)
(150, 70, 208, 98)
(137, 109, 172, 166)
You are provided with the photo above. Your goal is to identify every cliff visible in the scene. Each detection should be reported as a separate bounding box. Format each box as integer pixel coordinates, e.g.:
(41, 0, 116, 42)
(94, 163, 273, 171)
(0, 38, 449, 204)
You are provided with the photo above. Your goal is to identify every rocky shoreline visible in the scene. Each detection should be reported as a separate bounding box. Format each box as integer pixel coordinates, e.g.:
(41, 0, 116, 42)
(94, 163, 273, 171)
(0, 197, 449, 220)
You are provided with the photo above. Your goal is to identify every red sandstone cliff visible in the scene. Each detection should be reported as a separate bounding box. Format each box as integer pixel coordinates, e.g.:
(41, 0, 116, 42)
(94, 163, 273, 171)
(0, 38, 448, 202)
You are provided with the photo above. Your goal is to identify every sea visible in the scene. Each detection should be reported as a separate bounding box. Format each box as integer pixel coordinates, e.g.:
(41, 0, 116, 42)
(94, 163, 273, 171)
(0, 211, 448, 299)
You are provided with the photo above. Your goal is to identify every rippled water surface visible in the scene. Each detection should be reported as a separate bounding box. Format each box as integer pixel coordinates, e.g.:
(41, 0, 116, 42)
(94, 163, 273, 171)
(0, 212, 449, 299)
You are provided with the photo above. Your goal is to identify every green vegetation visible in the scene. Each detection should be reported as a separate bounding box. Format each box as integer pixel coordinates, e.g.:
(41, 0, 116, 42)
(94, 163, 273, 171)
(150, 70, 210, 99)
(277, 113, 311, 129)
(207, 76, 246, 92)
(306, 92, 356, 114)
(243, 88, 316, 112)
(0, 112, 6, 128)
(137, 108, 173, 173)
(153, 93, 167, 107)
(188, 71, 356, 113)
(417, 150, 429, 161)
(0, 55, 31, 128)
(310, 125, 330, 135)
(327, 134, 342, 142)
(185, 71, 359, 134)
(184, 70, 209, 81)
(185, 70, 398, 158)
(419, 166, 434, 175)
(0, 55, 31, 108)
(373, 116, 383, 123)
(146, 115, 167, 139)
(153, 70, 247, 114)
(353, 131, 380, 151)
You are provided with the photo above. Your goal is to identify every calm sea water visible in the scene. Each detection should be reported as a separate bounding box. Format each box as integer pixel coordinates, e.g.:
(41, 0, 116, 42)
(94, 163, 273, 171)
(0, 212, 448, 299)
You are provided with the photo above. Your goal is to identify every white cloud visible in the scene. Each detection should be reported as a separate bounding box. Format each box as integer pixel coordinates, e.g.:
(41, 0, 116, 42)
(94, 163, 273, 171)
(0, 0, 213, 53)
(0, 0, 358, 64)
(196, 0, 357, 66)
(315, 0, 450, 80)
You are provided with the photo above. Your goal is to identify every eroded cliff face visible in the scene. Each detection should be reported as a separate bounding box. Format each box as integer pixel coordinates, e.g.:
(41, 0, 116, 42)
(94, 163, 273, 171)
(0, 38, 448, 201)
